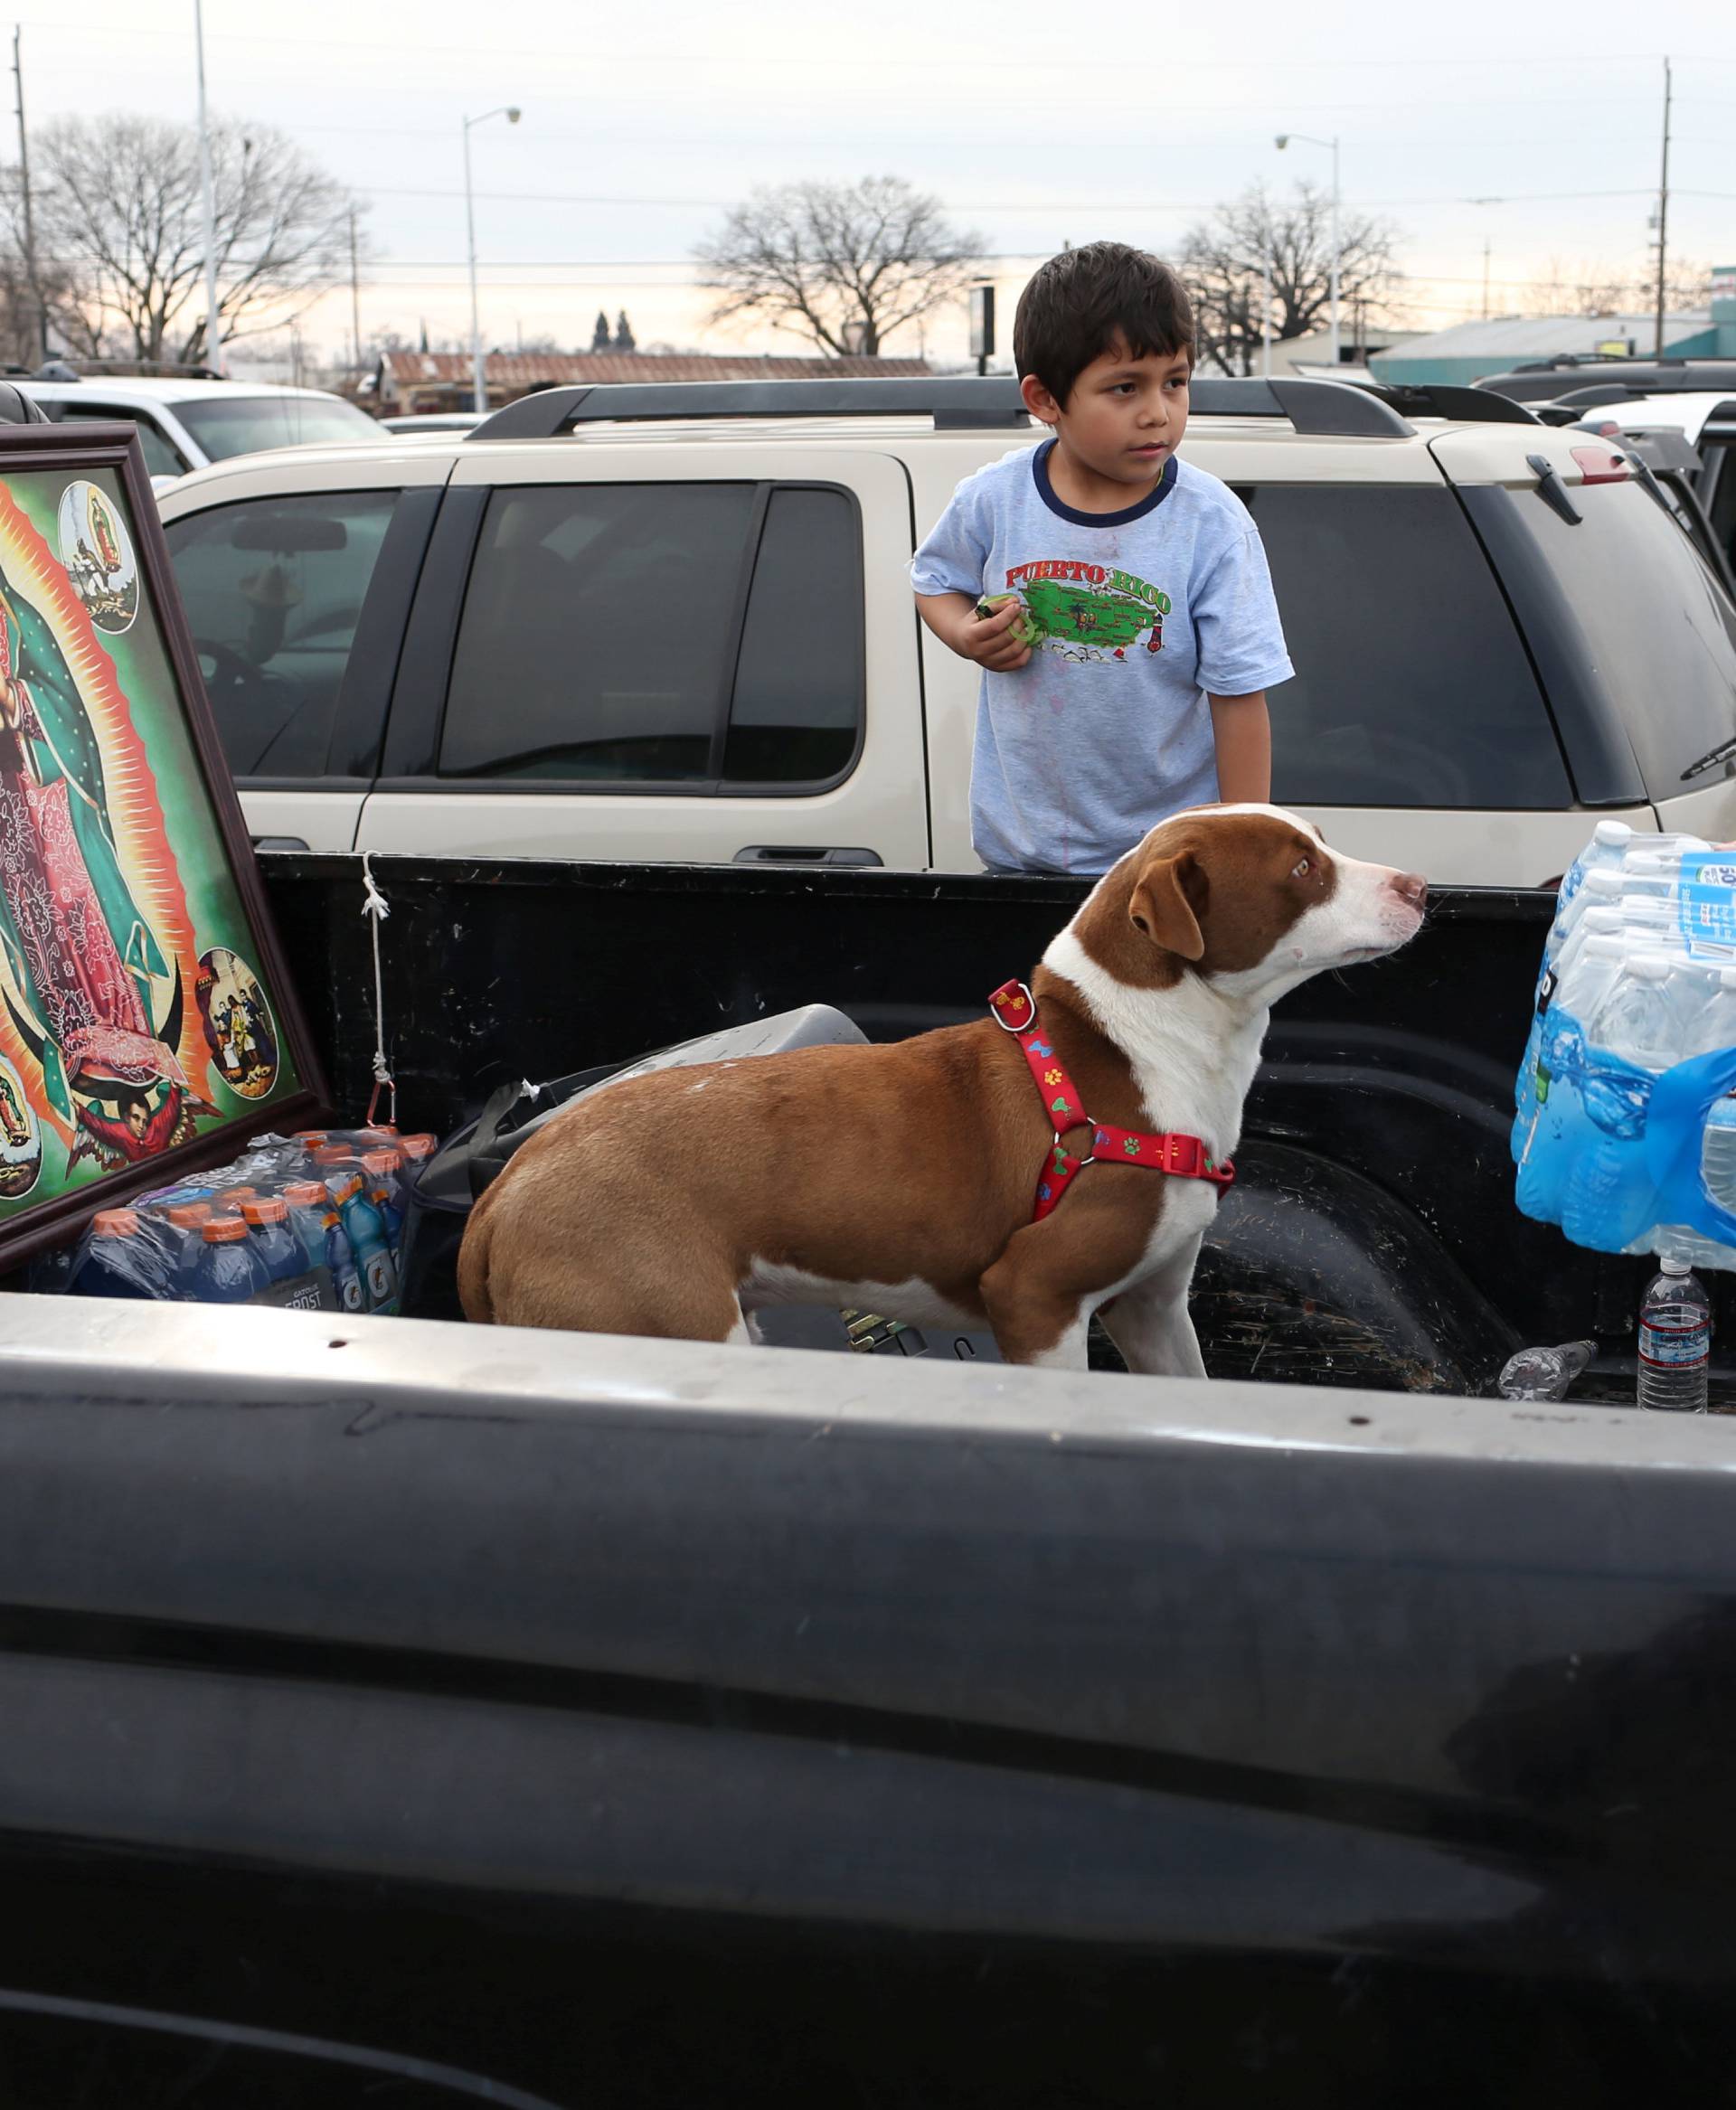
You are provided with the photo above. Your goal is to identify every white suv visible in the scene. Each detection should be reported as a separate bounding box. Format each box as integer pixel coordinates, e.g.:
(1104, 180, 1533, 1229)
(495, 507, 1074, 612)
(151, 374, 1736, 886)
(23, 375, 382, 482)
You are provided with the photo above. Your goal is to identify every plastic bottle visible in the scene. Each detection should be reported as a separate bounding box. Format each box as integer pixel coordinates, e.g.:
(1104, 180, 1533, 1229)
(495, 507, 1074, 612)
(1619, 852, 1677, 916)
(281, 1181, 343, 1312)
(1552, 905, 1625, 991)
(1637, 1256, 1712, 1412)
(360, 1146, 408, 1260)
(1561, 952, 1685, 1250)
(71, 1210, 166, 1300)
(185, 1215, 272, 1305)
(239, 1196, 329, 1314)
(1653, 965, 1736, 1272)
(326, 1166, 399, 1314)
(1497, 1338, 1596, 1401)
(1516, 895, 1627, 1157)
(287, 1179, 366, 1314)
(1517, 934, 1631, 1220)
(163, 1201, 215, 1298)
(1559, 819, 1636, 909)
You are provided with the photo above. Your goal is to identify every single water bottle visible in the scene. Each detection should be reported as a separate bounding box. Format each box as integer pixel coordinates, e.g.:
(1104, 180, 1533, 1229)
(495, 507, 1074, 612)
(1683, 966, 1736, 1266)
(1518, 934, 1629, 1220)
(1637, 1256, 1712, 1411)
(1498, 1338, 1596, 1401)
(1560, 820, 1636, 909)
(1561, 953, 1684, 1250)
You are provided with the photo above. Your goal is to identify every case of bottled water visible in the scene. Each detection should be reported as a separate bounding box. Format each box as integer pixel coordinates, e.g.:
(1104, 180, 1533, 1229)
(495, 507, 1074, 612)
(1513, 823, 1736, 1267)
(64, 1124, 438, 1309)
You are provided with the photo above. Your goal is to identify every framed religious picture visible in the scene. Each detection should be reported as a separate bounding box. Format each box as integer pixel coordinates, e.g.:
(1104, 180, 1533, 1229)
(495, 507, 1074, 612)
(0, 419, 326, 1266)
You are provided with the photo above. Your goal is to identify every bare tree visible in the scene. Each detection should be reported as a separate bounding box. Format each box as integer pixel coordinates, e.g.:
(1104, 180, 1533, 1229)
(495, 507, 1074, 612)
(1524, 254, 1708, 319)
(27, 113, 360, 366)
(0, 243, 88, 366)
(1178, 183, 1403, 374)
(695, 176, 983, 356)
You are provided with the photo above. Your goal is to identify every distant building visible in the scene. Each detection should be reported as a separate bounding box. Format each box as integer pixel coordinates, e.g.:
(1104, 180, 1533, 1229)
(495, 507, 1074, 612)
(1246, 325, 1426, 379)
(1370, 297, 1736, 389)
(363, 349, 934, 418)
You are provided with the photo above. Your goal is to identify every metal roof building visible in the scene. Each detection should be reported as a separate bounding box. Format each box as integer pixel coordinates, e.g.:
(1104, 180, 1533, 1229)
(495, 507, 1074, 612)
(1370, 307, 1729, 388)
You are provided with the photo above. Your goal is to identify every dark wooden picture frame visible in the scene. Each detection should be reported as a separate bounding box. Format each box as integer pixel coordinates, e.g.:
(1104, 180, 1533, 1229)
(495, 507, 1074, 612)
(0, 421, 328, 1267)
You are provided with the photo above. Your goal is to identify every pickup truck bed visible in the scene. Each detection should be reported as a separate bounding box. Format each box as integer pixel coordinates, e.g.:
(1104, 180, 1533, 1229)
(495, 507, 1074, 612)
(259, 852, 1729, 1394)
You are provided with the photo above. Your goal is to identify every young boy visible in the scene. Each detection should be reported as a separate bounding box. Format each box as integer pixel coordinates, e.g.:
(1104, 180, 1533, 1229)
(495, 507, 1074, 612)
(911, 241, 1292, 875)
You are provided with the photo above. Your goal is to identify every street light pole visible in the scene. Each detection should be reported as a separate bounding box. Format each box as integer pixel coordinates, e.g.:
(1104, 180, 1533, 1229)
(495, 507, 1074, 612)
(193, 0, 223, 375)
(464, 104, 521, 415)
(1275, 131, 1341, 367)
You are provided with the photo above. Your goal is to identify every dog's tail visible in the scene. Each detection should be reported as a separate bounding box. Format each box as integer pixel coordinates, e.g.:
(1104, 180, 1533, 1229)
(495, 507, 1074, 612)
(456, 1191, 496, 1324)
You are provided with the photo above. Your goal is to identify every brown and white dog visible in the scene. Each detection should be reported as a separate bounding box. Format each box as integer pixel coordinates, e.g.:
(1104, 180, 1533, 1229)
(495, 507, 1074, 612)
(458, 805, 1427, 1373)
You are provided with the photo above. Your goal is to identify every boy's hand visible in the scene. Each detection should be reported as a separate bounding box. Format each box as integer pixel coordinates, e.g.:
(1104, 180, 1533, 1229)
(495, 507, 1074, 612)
(958, 596, 1033, 673)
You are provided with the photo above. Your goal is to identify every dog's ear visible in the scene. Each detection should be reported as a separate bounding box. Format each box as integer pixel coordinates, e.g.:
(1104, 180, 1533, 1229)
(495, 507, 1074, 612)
(1128, 849, 1206, 961)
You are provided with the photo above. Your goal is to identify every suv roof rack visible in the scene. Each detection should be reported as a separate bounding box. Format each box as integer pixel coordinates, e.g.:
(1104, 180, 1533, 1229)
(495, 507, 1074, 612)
(467, 373, 1415, 443)
(1342, 379, 1540, 427)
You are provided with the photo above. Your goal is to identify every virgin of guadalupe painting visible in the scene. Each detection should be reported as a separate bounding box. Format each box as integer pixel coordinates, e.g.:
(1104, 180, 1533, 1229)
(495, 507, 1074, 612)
(0, 421, 323, 1263)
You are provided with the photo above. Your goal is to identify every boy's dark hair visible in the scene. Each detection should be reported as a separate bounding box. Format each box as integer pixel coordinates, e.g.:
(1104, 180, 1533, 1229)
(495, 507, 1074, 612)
(1014, 242, 1195, 406)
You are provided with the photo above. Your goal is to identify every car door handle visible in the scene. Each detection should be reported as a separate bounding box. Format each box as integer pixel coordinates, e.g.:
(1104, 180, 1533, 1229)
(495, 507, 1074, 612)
(732, 844, 883, 867)
(250, 834, 311, 852)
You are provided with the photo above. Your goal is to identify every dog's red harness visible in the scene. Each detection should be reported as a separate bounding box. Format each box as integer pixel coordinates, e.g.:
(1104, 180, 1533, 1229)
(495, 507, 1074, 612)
(989, 980, 1235, 1223)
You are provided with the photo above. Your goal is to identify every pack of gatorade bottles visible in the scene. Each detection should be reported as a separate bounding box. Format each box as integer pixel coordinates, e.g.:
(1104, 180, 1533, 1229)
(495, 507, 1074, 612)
(66, 1125, 439, 1313)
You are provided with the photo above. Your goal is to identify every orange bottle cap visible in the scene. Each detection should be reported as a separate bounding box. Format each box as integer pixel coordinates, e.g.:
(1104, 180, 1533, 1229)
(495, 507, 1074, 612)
(241, 1196, 288, 1225)
(312, 1144, 354, 1165)
(165, 1202, 212, 1229)
(281, 1181, 326, 1206)
(400, 1133, 437, 1159)
(202, 1216, 249, 1243)
(92, 1209, 140, 1236)
(361, 1148, 402, 1174)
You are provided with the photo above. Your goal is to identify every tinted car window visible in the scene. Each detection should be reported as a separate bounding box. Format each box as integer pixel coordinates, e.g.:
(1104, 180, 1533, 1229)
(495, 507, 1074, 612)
(1237, 484, 1571, 809)
(1477, 471, 1736, 802)
(174, 393, 382, 460)
(442, 483, 756, 781)
(165, 490, 397, 777)
(54, 401, 189, 479)
(724, 486, 862, 784)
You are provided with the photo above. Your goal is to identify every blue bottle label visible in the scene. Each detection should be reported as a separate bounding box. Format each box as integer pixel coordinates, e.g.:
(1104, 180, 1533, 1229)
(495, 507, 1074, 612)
(1639, 1314, 1711, 1367)
(1678, 854, 1736, 958)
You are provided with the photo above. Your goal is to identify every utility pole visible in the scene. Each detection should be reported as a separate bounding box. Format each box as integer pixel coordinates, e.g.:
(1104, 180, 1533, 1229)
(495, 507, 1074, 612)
(1482, 238, 1491, 322)
(11, 27, 44, 363)
(193, 0, 223, 374)
(348, 208, 362, 377)
(1654, 54, 1673, 358)
(1260, 245, 1272, 377)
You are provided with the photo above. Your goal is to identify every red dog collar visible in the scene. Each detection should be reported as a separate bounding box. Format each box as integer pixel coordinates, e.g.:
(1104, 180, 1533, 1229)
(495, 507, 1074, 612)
(989, 980, 1235, 1222)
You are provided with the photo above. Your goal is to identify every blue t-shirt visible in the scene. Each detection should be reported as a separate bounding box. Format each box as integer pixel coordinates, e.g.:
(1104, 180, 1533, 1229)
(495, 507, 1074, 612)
(910, 440, 1293, 874)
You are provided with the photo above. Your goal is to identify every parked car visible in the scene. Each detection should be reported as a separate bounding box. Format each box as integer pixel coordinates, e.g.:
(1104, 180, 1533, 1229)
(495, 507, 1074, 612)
(1477, 357, 1736, 405)
(153, 373, 1736, 885)
(1564, 391, 1736, 579)
(20, 375, 381, 481)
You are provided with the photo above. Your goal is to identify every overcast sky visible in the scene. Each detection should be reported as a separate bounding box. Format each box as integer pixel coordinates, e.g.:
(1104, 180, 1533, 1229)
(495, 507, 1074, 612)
(22, 0, 1736, 366)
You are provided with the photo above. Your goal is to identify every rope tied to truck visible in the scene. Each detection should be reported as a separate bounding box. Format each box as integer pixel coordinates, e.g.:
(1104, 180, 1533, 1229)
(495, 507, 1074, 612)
(360, 853, 396, 1129)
